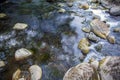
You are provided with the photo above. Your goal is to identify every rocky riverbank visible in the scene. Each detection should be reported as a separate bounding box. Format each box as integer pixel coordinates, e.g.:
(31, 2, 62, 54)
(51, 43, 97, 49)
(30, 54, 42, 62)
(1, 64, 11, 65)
(0, 0, 120, 80)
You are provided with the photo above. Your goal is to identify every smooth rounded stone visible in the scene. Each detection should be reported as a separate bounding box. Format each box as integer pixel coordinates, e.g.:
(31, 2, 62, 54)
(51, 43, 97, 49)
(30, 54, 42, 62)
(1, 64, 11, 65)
(12, 69, 21, 80)
(86, 32, 100, 42)
(110, 6, 120, 16)
(78, 38, 90, 54)
(0, 13, 7, 19)
(63, 63, 100, 80)
(0, 61, 5, 68)
(81, 27, 91, 33)
(99, 56, 120, 80)
(107, 35, 115, 44)
(15, 48, 32, 61)
(67, 2, 73, 7)
(58, 8, 66, 13)
(113, 27, 120, 32)
(13, 23, 28, 30)
(94, 43, 102, 52)
(90, 19, 110, 39)
(79, 3, 89, 10)
(29, 65, 42, 80)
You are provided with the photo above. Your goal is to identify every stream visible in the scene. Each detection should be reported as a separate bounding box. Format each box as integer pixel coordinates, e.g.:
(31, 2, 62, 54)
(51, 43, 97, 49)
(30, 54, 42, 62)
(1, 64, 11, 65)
(0, 0, 120, 80)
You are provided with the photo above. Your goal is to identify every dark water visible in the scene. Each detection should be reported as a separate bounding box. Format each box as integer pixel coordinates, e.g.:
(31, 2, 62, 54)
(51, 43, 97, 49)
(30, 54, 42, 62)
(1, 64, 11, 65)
(0, 0, 120, 80)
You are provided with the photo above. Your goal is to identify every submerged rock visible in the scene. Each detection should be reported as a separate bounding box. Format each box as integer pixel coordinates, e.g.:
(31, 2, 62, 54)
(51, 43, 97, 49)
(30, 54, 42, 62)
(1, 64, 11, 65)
(12, 69, 21, 80)
(29, 65, 42, 80)
(15, 48, 32, 61)
(110, 6, 120, 16)
(13, 23, 28, 30)
(78, 38, 90, 54)
(90, 19, 110, 39)
(113, 27, 120, 32)
(0, 13, 7, 19)
(107, 35, 115, 44)
(63, 63, 100, 80)
(99, 56, 120, 80)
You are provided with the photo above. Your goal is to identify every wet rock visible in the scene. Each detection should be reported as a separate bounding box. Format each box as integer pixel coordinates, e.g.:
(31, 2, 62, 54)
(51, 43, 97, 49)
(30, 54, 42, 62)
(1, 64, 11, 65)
(0, 61, 5, 68)
(13, 23, 28, 30)
(90, 19, 110, 39)
(0, 13, 7, 19)
(107, 35, 115, 44)
(63, 63, 100, 80)
(67, 2, 73, 7)
(81, 27, 91, 33)
(58, 8, 66, 13)
(79, 3, 89, 10)
(78, 38, 90, 54)
(29, 65, 42, 80)
(113, 27, 120, 32)
(90, 0, 98, 3)
(110, 6, 120, 16)
(15, 48, 32, 61)
(86, 32, 100, 42)
(90, 60, 99, 70)
(12, 69, 21, 80)
(99, 56, 120, 80)
(94, 43, 102, 52)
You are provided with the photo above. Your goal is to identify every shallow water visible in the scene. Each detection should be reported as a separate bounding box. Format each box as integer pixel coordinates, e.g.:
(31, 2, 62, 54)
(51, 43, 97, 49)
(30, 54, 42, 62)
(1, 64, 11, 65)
(0, 0, 120, 80)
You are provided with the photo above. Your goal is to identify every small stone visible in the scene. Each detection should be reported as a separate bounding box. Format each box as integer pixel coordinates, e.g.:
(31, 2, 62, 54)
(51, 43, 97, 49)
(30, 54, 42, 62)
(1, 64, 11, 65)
(94, 43, 102, 52)
(0, 13, 7, 19)
(18, 78, 25, 80)
(90, 0, 98, 3)
(113, 27, 120, 32)
(29, 65, 42, 80)
(79, 3, 89, 10)
(13, 23, 28, 30)
(58, 8, 66, 13)
(12, 69, 21, 80)
(78, 38, 90, 54)
(86, 32, 100, 42)
(58, 3, 65, 7)
(107, 35, 115, 44)
(82, 27, 91, 33)
(15, 48, 32, 61)
(67, 2, 73, 7)
(0, 61, 5, 68)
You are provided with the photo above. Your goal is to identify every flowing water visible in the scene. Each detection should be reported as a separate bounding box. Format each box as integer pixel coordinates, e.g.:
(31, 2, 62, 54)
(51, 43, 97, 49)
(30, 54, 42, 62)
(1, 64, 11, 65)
(0, 0, 120, 80)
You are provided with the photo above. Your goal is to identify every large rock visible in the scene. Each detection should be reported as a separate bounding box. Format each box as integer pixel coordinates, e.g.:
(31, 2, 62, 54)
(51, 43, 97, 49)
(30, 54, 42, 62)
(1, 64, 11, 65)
(12, 69, 21, 80)
(78, 38, 90, 54)
(63, 63, 100, 80)
(15, 48, 32, 61)
(99, 56, 120, 80)
(79, 3, 89, 10)
(90, 19, 110, 39)
(13, 23, 28, 30)
(29, 65, 42, 80)
(110, 6, 120, 16)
